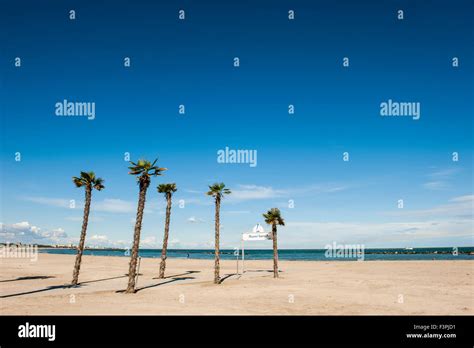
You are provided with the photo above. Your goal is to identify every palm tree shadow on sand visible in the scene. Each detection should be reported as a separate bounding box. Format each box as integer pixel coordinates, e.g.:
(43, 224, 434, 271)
(75, 274, 131, 285)
(0, 276, 55, 283)
(152, 270, 200, 280)
(0, 274, 142, 298)
(0, 284, 71, 299)
(217, 269, 284, 284)
(242, 270, 284, 273)
(218, 273, 242, 284)
(117, 276, 196, 293)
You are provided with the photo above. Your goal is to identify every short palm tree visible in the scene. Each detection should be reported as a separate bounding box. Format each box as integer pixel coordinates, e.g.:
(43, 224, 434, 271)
(157, 183, 177, 279)
(263, 208, 285, 278)
(126, 159, 166, 293)
(207, 183, 231, 284)
(71, 171, 104, 286)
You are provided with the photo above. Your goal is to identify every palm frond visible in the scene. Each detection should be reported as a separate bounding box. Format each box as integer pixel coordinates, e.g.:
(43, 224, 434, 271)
(93, 177, 105, 191)
(72, 176, 84, 187)
(128, 158, 167, 185)
(206, 183, 231, 198)
(73, 171, 105, 191)
(158, 183, 177, 194)
(263, 208, 285, 226)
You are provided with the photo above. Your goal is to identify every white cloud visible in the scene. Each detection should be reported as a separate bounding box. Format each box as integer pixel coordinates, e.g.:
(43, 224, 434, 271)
(0, 221, 69, 245)
(141, 236, 158, 248)
(382, 194, 473, 219)
(229, 185, 285, 202)
(85, 234, 130, 248)
(289, 184, 349, 195)
(181, 183, 347, 205)
(428, 168, 460, 178)
(223, 210, 251, 214)
(450, 195, 474, 203)
(285, 219, 473, 248)
(41, 228, 67, 239)
(227, 183, 348, 203)
(93, 199, 136, 213)
(1, 222, 129, 248)
(65, 216, 104, 222)
(22, 196, 138, 214)
(179, 197, 212, 206)
(423, 181, 449, 190)
(187, 216, 205, 223)
(168, 238, 181, 247)
(139, 236, 180, 249)
(22, 196, 70, 208)
(90, 234, 108, 241)
(423, 168, 460, 190)
(283, 195, 474, 248)
(183, 189, 203, 194)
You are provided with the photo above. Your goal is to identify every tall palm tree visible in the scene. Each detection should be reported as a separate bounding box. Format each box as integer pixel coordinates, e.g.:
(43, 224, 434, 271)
(157, 183, 177, 279)
(206, 183, 231, 284)
(71, 171, 104, 286)
(263, 208, 285, 278)
(126, 159, 166, 293)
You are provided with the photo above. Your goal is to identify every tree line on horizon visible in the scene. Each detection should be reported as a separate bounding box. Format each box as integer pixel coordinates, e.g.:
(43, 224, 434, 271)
(70, 158, 285, 293)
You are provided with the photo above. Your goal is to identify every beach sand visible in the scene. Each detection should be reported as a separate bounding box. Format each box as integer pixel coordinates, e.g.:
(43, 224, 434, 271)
(1, 253, 473, 315)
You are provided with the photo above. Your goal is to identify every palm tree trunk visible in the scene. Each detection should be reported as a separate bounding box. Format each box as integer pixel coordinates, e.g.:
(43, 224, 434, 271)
(71, 186, 92, 286)
(158, 193, 172, 279)
(272, 224, 279, 278)
(214, 196, 221, 284)
(126, 182, 148, 293)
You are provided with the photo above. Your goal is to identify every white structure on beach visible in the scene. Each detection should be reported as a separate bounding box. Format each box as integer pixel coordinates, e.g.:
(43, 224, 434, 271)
(240, 224, 272, 274)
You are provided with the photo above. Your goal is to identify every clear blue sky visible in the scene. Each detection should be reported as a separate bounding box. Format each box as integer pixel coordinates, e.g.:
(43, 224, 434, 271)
(1, 0, 473, 249)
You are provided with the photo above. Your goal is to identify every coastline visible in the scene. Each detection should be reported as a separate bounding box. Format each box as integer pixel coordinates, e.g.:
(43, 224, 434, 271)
(35, 246, 474, 261)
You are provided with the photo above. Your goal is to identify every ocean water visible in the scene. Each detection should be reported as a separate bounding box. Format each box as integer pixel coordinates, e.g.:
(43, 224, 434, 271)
(40, 247, 474, 261)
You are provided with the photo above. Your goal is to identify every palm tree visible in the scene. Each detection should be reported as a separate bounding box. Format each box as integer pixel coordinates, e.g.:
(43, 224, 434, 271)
(157, 183, 177, 279)
(206, 183, 231, 284)
(71, 171, 104, 286)
(126, 159, 166, 293)
(263, 208, 285, 278)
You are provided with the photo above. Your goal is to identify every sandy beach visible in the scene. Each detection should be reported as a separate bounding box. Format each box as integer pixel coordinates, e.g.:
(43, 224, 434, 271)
(1, 253, 473, 315)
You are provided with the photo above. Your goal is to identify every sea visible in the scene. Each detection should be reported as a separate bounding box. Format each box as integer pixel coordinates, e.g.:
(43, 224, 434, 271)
(40, 247, 474, 261)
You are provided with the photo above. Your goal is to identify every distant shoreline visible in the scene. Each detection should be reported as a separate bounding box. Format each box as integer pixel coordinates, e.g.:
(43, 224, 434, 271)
(33, 246, 474, 261)
(1, 244, 473, 255)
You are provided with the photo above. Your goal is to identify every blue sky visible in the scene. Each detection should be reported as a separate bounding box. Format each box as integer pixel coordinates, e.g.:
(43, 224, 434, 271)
(1, 0, 473, 249)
